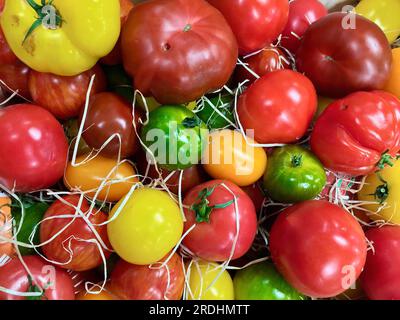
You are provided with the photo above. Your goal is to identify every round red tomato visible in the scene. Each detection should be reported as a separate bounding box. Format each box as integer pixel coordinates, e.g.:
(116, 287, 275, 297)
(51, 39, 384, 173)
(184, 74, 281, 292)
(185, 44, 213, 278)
(241, 183, 265, 212)
(40, 195, 111, 272)
(208, 0, 289, 55)
(0, 104, 68, 192)
(110, 253, 184, 300)
(0, 61, 31, 99)
(311, 91, 400, 176)
(0, 26, 17, 64)
(237, 69, 317, 144)
(269, 200, 367, 298)
(361, 226, 400, 300)
(121, 0, 238, 104)
(0, 256, 75, 300)
(183, 180, 257, 261)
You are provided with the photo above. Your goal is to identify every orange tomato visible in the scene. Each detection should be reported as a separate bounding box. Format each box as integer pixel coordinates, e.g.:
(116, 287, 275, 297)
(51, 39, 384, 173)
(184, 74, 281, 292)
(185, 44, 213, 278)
(383, 48, 400, 99)
(76, 286, 117, 300)
(0, 194, 14, 257)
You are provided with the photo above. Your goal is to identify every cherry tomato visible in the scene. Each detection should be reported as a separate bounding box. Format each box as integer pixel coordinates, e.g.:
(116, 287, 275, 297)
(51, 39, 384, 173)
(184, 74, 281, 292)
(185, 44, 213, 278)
(384, 48, 400, 99)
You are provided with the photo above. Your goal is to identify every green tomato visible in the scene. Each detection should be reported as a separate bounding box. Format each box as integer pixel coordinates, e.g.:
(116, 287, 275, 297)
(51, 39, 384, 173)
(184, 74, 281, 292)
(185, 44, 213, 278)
(234, 262, 306, 300)
(196, 94, 234, 130)
(141, 105, 208, 171)
(263, 145, 326, 203)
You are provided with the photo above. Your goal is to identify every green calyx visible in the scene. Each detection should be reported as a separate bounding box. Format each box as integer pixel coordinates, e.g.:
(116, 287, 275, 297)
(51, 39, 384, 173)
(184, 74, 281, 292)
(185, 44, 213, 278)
(182, 116, 201, 128)
(291, 155, 303, 168)
(26, 275, 45, 301)
(372, 173, 389, 204)
(377, 150, 395, 170)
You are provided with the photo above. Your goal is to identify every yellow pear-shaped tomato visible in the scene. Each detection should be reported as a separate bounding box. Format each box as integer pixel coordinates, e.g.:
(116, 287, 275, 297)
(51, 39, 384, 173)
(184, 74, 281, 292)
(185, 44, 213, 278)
(383, 48, 400, 99)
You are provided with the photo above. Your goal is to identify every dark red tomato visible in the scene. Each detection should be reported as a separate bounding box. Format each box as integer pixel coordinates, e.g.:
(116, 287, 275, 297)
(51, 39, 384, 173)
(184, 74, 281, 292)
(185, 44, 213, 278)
(80, 92, 140, 159)
(0, 256, 75, 300)
(208, 0, 289, 55)
(0, 104, 68, 192)
(311, 91, 400, 176)
(361, 226, 400, 300)
(270, 200, 367, 298)
(183, 180, 257, 261)
(237, 69, 317, 144)
(121, 0, 238, 104)
(110, 253, 184, 300)
(280, 0, 327, 54)
(0, 0, 4, 13)
(241, 183, 265, 212)
(28, 65, 106, 119)
(0, 26, 17, 64)
(40, 195, 111, 272)
(0, 61, 31, 99)
(296, 13, 392, 98)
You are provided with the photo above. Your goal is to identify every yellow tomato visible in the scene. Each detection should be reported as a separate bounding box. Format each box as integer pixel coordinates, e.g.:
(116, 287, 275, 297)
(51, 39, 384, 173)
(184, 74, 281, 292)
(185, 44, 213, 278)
(64, 155, 138, 202)
(107, 188, 183, 265)
(187, 260, 234, 300)
(202, 129, 267, 186)
(383, 48, 400, 99)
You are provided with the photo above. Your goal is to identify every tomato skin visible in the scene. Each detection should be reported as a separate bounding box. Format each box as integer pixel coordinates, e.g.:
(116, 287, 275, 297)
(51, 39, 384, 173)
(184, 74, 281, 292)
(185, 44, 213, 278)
(361, 226, 400, 300)
(237, 70, 317, 144)
(207, 0, 289, 55)
(270, 200, 367, 298)
(384, 48, 400, 99)
(40, 195, 111, 272)
(121, 0, 238, 104)
(196, 94, 234, 130)
(0, 61, 31, 99)
(310, 91, 400, 176)
(296, 13, 392, 98)
(0, 256, 75, 300)
(0, 104, 68, 192)
(0, 26, 17, 64)
(110, 253, 184, 300)
(76, 288, 116, 300)
(241, 183, 265, 212)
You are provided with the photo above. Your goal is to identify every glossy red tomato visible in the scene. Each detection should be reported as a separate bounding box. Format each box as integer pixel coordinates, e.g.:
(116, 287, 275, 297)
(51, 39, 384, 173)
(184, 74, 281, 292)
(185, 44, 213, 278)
(361, 226, 400, 300)
(183, 180, 257, 261)
(0, 256, 75, 300)
(110, 253, 184, 300)
(270, 200, 367, 298)
(0, 26, 17, 64)
(208, 0, 289, 55)
(0, 61, 31, 99)
(28, 65, 106, 119)
(40, 195, 111, 272)
(311, 91, 400, 176)
(121, 0, 238, 104)
(296, 13, 392, 98)
(0, 104, 68, 192)
(241, 183, 265, 212)
(280, 0, 327, 53)
(237, 69, 317, 144)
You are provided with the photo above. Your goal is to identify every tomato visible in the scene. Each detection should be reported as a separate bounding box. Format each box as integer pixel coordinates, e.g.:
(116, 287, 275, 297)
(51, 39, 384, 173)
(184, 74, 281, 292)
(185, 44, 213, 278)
(102, 64, 134, 103)
(0, 194, 13, 257)
(64, 155, 139, 202)
(0, 256, 75, 300)
(186, 260, 234, 300)
(361, 226, 400, 300)
(63, 119, 92, 157)
(315, 96, 334, 120)
(384, 48, 400, 99)
(110, 253, 184, 300)
(336, 279, 366, 301)
(196, 93, 234, 130)
(28, 65, 106, 120)
(237, 70, 317, 144)
(234, 262, 306, 300)
(241, 183, 265, 212)
(0, 104, 68, 192)
(263, 145, 326, 203)
(207, 0, 289, 55)
(107, 188, 183, 265)
(296, 13, 392, 98)
(76, 287, 117, 300)
(310, 91, 400, 176)
(0, 26, 17, 64)
(280, 0, 327, 53)
(270, 200, 367, 298)
(121, 0, 238, 104)
(80, 92, 140, 159)
(183, 180, 257, 261)
(40, 195, 111, 272)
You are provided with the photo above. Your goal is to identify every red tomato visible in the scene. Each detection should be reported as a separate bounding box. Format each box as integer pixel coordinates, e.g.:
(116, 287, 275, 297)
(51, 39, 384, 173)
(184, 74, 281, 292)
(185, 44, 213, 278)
(241, 183, 265, 212)
(280, 0, 327, 53)
(208, 0, 289, 55)
(0, 61, 31, 99)
(270, 200, 367, 298)
(183, 180, 257, 261)
(0, 26, 17, 64)
(0, 256, 75, 300)
(110, 253, 184, 300)
(40, 195, 111, 272)
(0, 104, 68, 192)
(311, 91, 400, 176)
(121, 0, 238, 104)
(237, 69, 317, 144)
(28, 65, 106, 119)
(361, 226, 400, 300)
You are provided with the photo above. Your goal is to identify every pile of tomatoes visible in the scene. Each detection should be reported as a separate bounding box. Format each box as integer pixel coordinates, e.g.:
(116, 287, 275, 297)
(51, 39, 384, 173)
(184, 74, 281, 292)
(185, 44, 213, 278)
(0, 0, 400, 301)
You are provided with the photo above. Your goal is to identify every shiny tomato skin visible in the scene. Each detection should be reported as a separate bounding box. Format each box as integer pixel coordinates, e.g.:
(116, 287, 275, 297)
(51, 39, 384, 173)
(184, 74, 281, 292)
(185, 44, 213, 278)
(0, 26, 17, 64)
(121, 0, 238, 104)
(0, 256, 75, 300)
(361, 226, 400, 300)
(40, 195, 111, 272)
(208, 0, 289, 55)
(237, 69, 317, 144)
(270, 200, 367, 298)
(0, 104, 68, 192)
(0, 61, 31, 99)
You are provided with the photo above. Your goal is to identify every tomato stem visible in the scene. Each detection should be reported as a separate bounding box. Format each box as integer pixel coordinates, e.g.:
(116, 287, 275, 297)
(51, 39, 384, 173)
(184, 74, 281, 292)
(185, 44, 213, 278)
(291, 155, 302, 167)
(377, 150, 394, 170)
(371, 173, 389, 204)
